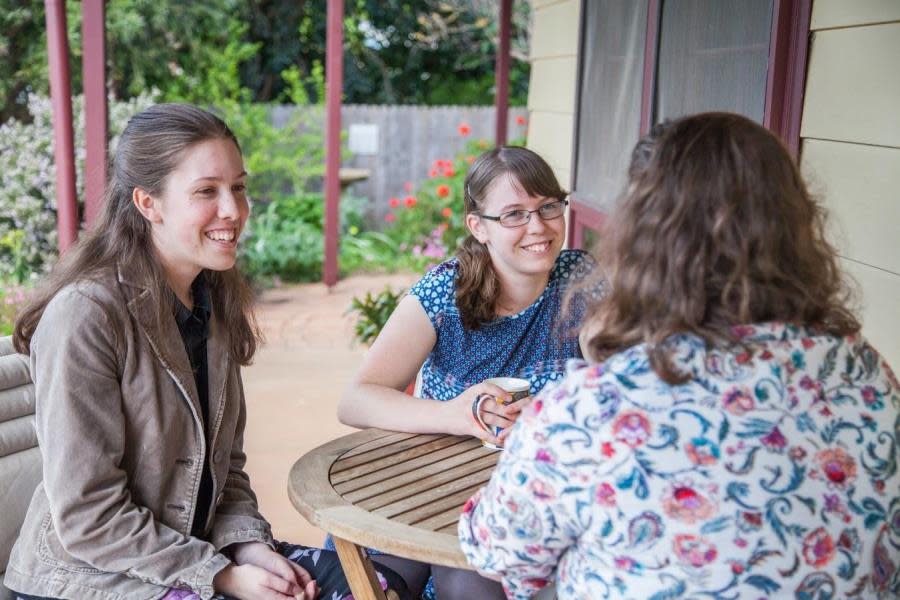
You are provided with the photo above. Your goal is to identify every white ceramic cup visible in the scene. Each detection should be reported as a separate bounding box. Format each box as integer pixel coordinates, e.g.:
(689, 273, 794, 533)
(474, 376, 530, 450)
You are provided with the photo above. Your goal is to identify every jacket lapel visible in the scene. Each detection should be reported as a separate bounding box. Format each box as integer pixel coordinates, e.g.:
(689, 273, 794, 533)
(119, 269, 203, 426)
(205, 315, 230, 440)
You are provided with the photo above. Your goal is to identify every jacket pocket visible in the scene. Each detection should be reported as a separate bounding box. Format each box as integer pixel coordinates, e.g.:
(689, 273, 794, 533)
(37, 511, 104, 574)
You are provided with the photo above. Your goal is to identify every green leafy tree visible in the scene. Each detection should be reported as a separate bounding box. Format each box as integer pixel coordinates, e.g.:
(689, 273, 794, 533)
(1, 0, 531, 121)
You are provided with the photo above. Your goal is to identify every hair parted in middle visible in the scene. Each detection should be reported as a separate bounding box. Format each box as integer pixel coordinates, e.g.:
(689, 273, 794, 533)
(455, 146, 568, 330)
(14, 103, 261, 364)
(581, 112, 859, 383)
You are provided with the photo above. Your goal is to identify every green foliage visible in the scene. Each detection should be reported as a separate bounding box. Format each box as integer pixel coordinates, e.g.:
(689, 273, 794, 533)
(0, 3, 48, 123)
(0, 93, 156, 278)
(1, 0, 531, 121)
(239, 194, 326, 283)
(347, 286, 404, 346)
(215, 101, 327, 206)
(239, 193, 371, 284)
(0, 281, 34, 336)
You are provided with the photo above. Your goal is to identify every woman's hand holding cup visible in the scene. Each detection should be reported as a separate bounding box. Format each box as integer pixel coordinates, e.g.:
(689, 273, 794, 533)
(446, 377, 531, 449)
(445, 380, 518, 447)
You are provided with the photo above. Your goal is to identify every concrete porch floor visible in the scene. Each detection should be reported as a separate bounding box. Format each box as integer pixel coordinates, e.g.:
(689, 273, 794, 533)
(240, 272, 418, 547)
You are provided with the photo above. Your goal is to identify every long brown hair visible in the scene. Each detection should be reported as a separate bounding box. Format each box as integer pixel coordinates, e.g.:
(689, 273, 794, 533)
(583, 112, 859, 382)
(456, 146, 568, 330)
(14, 103, 261, 365)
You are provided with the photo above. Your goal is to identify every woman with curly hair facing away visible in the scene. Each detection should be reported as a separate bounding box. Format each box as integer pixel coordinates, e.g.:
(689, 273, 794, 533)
(459, 113, 899, 599)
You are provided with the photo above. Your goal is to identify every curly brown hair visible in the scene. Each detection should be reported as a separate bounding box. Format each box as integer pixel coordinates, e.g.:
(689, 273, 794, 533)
(582, 112, 859, 383)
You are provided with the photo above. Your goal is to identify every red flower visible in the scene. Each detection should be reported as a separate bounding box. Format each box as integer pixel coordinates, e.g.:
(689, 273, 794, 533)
(731, 562, 744, 575)
(595, 483, 616, 507)
(389, 197, 400, 208)
(802, 337, 816, 349)
(441, 207, 452, 218)
(816, 447, 857, 488)
(458, 123, 471, 136)
(535, 448, 555, 463)
(515, 115, 527, 126)
(443, 167, 456, 177)
(384, 213, 396, 223)
(672, 534, 717, 567)
(761, 426, 788, 452)
(601, 442, 616, 458)
(663, 486, 716, 523)
(429, 168, 438, 178)
(722, 386, 754, 415)
(802, 527, 836, 567)
(612, 411, 651, 448)
(436, 184, 450, 198)
(403, 181, 414, 192)
(404, 195, 417, 208)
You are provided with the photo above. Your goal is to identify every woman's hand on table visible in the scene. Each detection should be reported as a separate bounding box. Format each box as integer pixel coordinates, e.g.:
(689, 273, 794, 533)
(443, 381, 529, 446)
(215, 542, 319, 599)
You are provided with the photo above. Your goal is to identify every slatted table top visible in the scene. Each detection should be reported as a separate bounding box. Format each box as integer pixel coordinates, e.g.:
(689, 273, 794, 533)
(288, 428, 499, 569)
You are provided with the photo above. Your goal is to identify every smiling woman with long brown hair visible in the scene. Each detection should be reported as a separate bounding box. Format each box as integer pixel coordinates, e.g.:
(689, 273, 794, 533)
(5, 104, 411, 600)
(459, 112, 899, 599)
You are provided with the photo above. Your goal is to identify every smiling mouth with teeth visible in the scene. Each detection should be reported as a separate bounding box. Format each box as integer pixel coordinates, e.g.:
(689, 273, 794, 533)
(522, 242, 550, 253)
(206, 229, 236, 242)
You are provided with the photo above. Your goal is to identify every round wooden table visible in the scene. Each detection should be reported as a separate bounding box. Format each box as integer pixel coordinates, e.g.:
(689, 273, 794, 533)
(288, 428, 499, 600)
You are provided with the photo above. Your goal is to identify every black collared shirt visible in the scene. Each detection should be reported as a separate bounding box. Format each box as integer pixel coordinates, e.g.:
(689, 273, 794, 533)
(174, 274, 214, 538)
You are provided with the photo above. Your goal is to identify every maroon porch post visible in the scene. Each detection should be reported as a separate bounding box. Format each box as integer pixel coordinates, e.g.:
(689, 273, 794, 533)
(45, 0, 79, 252)
(494, 0, 512, 146)
(82, 0, 108, 226)
(323, 0, 343, 287)
(764, 0, 812, 158)
(638, 0, 661, 135)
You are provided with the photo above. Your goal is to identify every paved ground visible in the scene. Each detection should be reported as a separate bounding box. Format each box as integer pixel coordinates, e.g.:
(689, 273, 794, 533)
(240, 272, 418, 547)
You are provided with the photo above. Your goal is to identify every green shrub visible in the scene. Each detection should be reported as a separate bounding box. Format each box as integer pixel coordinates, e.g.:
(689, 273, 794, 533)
(347, 286, 404, 346)
(0, 281, 34, 336)
(0, 93, 156, 280)
(239, 192, 372, 284)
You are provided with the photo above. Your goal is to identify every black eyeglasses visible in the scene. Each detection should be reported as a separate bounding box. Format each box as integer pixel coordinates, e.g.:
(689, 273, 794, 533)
(477, 199, 569, 228)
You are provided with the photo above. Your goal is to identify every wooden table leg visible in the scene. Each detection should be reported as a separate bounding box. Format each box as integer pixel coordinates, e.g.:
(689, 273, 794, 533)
(332, 535, 389, 600)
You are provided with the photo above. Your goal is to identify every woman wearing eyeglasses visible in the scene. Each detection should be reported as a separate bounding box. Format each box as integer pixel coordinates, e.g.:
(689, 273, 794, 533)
(337, 146, 592, 600)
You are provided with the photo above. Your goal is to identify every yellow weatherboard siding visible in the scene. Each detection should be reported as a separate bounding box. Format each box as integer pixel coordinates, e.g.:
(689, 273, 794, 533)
(800, 2, 900, 368)
(802, 139, 900, 275)
(526, 0, 580, 187)
(527, 57, 578, 114)
(800, 23, 900, 147)
(811, 0, 900, 29)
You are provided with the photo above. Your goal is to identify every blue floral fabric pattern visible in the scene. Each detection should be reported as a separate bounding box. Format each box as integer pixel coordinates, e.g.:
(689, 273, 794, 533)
(459, 323, 900, 599)
(409, 249, 593, 401)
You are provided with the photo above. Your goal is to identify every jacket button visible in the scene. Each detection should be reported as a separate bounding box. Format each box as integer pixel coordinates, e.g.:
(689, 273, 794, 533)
(213, 449, 223, 463)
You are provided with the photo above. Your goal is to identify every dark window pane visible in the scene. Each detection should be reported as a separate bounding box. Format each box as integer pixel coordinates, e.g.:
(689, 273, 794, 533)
(574, 0, 648, 210)
(655, 0, 773, 123)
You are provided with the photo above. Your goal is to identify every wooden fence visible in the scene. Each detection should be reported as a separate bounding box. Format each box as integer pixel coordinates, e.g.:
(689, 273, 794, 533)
(270, 104, 529, 225)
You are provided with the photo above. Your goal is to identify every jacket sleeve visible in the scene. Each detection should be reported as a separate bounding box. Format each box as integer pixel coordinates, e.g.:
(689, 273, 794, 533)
(458, 380, 597, 600)
(208, 369, 274, 551)
(32, 289, 229, 599)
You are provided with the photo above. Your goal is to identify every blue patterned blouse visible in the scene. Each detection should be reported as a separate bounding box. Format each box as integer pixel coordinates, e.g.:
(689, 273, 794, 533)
(408, 249, 593, 401)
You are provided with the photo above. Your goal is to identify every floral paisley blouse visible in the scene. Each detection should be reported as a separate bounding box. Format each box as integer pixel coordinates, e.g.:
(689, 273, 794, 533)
(459, 323, 900, 599)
